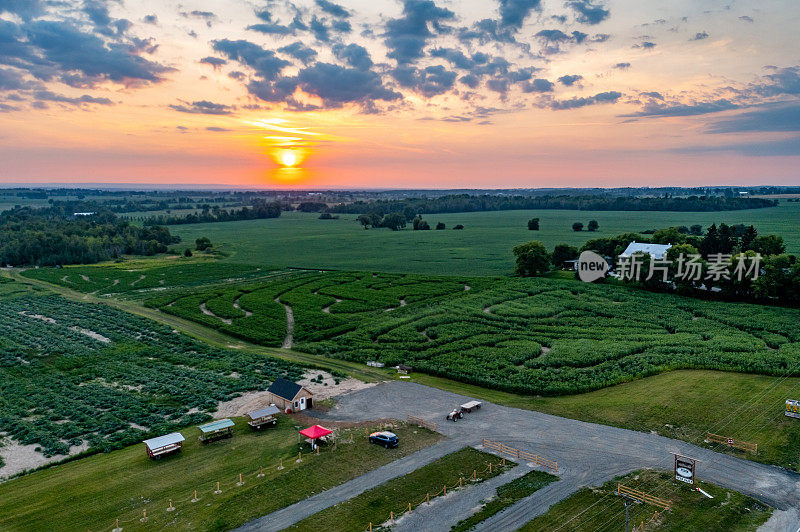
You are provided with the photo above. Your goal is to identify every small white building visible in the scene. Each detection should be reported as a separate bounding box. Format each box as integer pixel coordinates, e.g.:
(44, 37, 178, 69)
(619, 241, 672, 260)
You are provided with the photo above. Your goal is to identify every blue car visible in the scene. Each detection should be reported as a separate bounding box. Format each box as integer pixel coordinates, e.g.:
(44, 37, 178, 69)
(369, 431, 399, 448)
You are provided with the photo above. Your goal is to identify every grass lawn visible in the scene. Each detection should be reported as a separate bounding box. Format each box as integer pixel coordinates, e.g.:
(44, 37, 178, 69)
(520, 469, 772, 531)
(0, 417, 440, 532)
(408, 370, 800, 469)
(290, 447, 514, 532)
(452, 470, 559, 532)
(169, 202, 800, 276)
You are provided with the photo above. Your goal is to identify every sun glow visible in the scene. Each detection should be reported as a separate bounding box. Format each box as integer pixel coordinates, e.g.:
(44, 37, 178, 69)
(279, 149, 300, 167)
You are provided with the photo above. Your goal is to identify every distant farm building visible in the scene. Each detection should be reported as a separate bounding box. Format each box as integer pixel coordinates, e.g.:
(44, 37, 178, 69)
(267, 378, 314, 413)
(143, 432, 185, 459)
(619, 242, 673, 260)
(247, 405, 280, 429)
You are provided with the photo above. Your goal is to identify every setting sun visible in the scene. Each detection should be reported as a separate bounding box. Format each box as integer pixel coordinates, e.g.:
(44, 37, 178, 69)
(279, 150, 300, 167)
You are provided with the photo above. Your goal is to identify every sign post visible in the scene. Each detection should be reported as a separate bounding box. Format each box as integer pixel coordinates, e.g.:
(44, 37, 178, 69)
(673, 453, 697, 485)
(786, 399, 800, 419)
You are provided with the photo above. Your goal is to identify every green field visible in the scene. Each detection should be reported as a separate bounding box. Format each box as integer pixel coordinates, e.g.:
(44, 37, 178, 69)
(167, 202, 800, 275)
(521, 469, 771, 531)
(291, 447, 514, 532)
(0, 418, 440, 531)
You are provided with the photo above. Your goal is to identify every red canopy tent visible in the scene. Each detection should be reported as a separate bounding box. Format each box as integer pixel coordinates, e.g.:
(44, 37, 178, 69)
(299, 425, 332, 449)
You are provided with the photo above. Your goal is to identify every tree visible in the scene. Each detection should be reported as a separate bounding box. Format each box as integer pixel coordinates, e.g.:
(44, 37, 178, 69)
(415, 220, 430, 230)
(357, 214, 372, 229)
(689, 224, 703, 235)
(513, 241, 550, 276)
(195, 236, 212, 251)
(453, 224, 464, 230)
(528, 218, 540, 230)
(552, 244, 578, 268)
(652, 227, 686, 245)
(752, 234, 786, 256)
(380, 213, 406, 231)
(435, 222, 445, 230)
(572, 222, 584, 232)
(587, 220, 599, 232)
(184, 248, 193, 257)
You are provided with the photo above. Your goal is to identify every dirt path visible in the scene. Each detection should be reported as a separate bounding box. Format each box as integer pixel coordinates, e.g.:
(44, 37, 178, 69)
(233, 297, 253, 317)
(322, 298, 342, 314)
(276, 297, 294, 349)
(199, 302, 232, 325)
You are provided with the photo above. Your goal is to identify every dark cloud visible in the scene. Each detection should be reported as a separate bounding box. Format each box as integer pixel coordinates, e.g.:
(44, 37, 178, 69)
(498, 0, 541, 30)
(246, 22, 295, 35)
(430, 47, 475, 69)
(0, 0, 44, 20)
(295, 62, 403, 106)
(392, 65, 456, 97)
(182, 10, 217, 28)
(169, 100, 233, 115)
(384, 0, 455, 64)
(592, 33, 611, 42)
(689, 32, 708, 41)
(635, 41, 657, 49)
(566, 0, 610, 25)
(753, 66, 800, 96)
(623, 98, 738, 117)
(228, 71, 246, 81)
(0, 102, 21, 112)
(738, 15, 754, 23)
(458, 19, 517, 45)
(558, 74, 583, 86)
(706, 103, 800, 133)
(33, 90, 113, 106)
(206, 126, 232, 132)
(0, 67, 30, 90)
(278, 41, 318, 64)
(640, 91, 663, 99)
(551, 90, 622, 109)
(333, 43, 373, 70)
(212, 39, 290, 80)
(199, 56, 227, 69)
(522, 78, 553, 92)
(459, 73, 480, 88)
(535, 29, 571, 42)
(613, 62, 631, 69)
(143, 14, 158, 25)
(315, 0, 350, 18)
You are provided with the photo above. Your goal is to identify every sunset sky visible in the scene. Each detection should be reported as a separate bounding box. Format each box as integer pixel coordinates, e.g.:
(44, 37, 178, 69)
(0, 0, 798, 188)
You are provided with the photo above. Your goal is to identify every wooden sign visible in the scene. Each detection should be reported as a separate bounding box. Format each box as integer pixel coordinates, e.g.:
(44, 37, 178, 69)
(674, 454, 696, 485)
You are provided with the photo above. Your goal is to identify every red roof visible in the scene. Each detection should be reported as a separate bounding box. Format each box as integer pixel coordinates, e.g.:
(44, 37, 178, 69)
(299, 425, 332, 439)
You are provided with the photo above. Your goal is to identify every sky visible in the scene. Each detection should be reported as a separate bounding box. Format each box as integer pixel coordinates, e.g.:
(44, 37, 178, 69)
(0, 0, 799, 189)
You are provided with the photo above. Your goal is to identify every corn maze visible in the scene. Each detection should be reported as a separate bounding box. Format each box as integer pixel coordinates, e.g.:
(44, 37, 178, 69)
(0, 281, 304, 461)
(140, 270, 800, 396)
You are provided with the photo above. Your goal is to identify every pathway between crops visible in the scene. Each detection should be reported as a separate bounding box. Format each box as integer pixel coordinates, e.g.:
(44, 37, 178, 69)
(276, 297, 294, 349)
(238, 381, 800, 532)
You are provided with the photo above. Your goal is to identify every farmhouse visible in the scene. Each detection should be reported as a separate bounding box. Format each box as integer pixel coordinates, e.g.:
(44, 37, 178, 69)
(619, 241, 672, 260)
(267, 378, 314, 413)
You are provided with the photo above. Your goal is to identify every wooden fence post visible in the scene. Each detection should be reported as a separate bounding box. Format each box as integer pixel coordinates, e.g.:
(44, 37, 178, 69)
(459, 477, 462, 487)
(215, 481, 222, 494)
(426, 492, 430, 503)
(408, 502, 412, 513)
(238, 473, 244, 486)
(443, 484, 447, 495)
(192, 489, 198, 502)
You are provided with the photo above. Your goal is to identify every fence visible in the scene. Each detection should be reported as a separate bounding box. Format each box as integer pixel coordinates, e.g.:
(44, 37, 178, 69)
(706, 433, 758, 454)
(616, 483, 671, 510)
(407, 415, 437, 432)
(481, 438, 558, 472)
(365, 457, 510, 531)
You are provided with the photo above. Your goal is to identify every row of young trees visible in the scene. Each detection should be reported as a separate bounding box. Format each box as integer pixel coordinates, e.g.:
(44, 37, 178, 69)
(0, 208, 178, 267)
(142, 200, 282, 226)
(356, 212, 463, 230)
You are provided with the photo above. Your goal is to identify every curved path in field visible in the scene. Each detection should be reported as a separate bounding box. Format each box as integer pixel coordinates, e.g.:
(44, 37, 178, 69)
(237, 381, 800, 532)
(276, 297, 294, 349)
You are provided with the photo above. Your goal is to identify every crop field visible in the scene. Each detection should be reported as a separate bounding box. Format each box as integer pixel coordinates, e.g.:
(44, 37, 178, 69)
(0, 280, 304, 466)
(137, 270, 800, 397)
(22, 259, 273, 298)
(167, 201, 800, 275)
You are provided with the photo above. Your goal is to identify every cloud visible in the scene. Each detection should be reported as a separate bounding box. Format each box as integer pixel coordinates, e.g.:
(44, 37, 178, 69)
(558, 74, 583, 86)
(0, 0, 44, 20)
(182, 10, 217, 27)
(635, 41, 657, 49)
(613, 62, 631, 69)
(689, 32, 709, 41)
(333, 43, 373, 70)
(169, 100, 233, 115)
(0, 102, 20, 112)
(199, 56, 227, 69)
(295, 62, 403, 106)
(392, 65, 456, 97)
(206, 126, 232, 132)
(33, 90, 113, 106)
(212, 39, 290, 80)
(430, 47, 476, 69)
(522, 78, 553, 92)
(247, 22, 295, 35)
(752, 66, 800, 96)
(278, 42, 318, 64)
(738, 15, 754, 23)
(498, 0, 542, 30)
(639, 91, 663, 99)
(384, 0, 455, 64)
(0, 67, 30, 90)
(674, 136, 800, 157)
(315, 0, 350, 18)
(566, 0, 610, 25)
(143, 14, 158, 25)
(623, 98, 738, 117)
(551, 90, 622, 109)
(706, 103, 800, 133)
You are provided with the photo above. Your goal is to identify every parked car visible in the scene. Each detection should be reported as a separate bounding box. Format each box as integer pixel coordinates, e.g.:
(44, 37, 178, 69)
(446, 408, 464, 422)
(369, 431, 399, 448)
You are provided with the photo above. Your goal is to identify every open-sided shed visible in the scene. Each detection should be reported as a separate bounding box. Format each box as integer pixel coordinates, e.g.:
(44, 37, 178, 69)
(247, 405, 280, 429)
(143, 432, 185, 459)
(198, 418, 234, 443)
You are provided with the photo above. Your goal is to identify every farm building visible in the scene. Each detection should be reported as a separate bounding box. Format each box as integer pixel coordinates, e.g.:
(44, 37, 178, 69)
(198, 418, 234, 443)
(267, 378, 314, 413)
(619, 241, 673, 260)
(247, 405, 280, 429)
(143, 432, 185, 459)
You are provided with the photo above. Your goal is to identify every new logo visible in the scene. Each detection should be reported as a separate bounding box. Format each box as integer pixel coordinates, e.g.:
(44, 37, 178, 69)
(577, 250, 608, 282)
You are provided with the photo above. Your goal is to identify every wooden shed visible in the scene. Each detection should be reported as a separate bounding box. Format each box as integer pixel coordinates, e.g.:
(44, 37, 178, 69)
(247, 405, 280, 429)
(143, 432, 185, 459)
(267, 378, 314, 413)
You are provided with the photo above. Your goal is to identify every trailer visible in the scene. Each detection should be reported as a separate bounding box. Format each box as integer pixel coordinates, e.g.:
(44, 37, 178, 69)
(460, 401, 482, 413)
(143, 432, 185, 459)
(198, 419, 234, 443)
(247, 405, 280, 429)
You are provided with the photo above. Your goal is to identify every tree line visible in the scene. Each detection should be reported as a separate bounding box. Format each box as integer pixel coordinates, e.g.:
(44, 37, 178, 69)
(0, 207, 178, 267)
(142, 200, 282, 226)
(329, 194, 777, 216)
